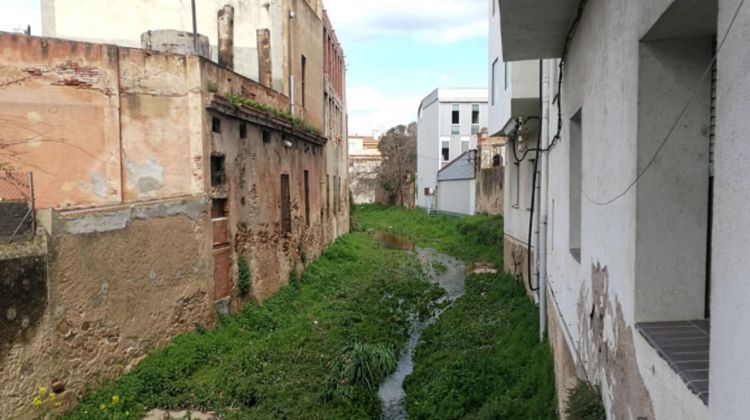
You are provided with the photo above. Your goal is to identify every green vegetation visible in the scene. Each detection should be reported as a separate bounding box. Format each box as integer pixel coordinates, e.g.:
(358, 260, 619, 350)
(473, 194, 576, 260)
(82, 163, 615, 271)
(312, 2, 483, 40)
(355, 204, 556, 419)
(227, 93, 323, 137)
(236, 256, 251, 297)
(355, 204, 503, 267)
(565, 381, 605, 420)
(64, 233, 443, 419)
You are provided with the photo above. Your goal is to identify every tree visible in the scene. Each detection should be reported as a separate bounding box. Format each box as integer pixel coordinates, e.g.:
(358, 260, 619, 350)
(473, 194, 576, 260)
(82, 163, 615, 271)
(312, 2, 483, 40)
(377, 122, 417, 207)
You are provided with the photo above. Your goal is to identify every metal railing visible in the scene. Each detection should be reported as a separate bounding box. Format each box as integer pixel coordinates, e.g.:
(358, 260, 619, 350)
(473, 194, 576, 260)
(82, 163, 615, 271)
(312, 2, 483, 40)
(0, 170, 35, 243)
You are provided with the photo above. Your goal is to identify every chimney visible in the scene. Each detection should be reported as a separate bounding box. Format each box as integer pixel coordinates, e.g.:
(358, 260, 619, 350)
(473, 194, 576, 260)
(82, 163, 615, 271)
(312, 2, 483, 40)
(257, 29, 273, 88)
(217, 5, 235, 69)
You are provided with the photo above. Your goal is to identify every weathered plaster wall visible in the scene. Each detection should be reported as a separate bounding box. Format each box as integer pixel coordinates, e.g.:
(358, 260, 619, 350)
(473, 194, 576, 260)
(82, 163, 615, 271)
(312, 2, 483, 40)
(0, 199, 213, 418)
(210, 115, 326, 302)
(349, 158, 382, 205)
(119, 48, 207, 202)
(523, 0, 712, 416)
(0, 34, 122, 210)
(289, 0, 325, 133)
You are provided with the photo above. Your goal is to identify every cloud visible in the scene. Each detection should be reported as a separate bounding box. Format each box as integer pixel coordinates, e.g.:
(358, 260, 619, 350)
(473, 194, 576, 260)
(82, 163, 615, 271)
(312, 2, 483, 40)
(347, 85, 423, 137)
(324, 0, 488, 45)
(0, 0, 41, 35)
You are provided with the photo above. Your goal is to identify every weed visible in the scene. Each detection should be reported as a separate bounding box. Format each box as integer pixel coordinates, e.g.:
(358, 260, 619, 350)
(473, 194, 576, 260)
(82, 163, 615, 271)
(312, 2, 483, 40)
(227, 93, 322, 137)
(237, 256, 251, 297)
(565, 380, 605, 420)
(323, 341, 397, 401)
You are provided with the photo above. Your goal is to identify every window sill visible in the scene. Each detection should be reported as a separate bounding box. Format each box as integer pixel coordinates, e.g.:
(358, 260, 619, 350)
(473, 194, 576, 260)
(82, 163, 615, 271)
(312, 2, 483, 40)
(569, 248, 581, 263)
(636, 320, 710, 405)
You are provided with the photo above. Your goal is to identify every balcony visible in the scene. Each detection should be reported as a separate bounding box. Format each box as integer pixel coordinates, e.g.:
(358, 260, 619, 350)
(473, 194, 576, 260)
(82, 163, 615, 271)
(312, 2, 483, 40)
(498, 0, 580, 61)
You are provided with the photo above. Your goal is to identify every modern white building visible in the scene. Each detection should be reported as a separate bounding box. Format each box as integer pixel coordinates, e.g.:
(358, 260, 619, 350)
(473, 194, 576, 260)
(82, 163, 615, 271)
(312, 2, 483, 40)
(494, 0, 750, 418)
(416, 88, 488, 212)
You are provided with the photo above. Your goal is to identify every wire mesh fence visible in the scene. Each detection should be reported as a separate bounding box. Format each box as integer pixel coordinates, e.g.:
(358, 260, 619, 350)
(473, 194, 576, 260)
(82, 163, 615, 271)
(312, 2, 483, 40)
(0, 170, 35, 243)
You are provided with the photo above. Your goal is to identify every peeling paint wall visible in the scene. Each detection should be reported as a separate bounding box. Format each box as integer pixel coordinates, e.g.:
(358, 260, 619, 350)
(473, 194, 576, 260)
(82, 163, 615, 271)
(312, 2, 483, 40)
(0, 35, 122, 209)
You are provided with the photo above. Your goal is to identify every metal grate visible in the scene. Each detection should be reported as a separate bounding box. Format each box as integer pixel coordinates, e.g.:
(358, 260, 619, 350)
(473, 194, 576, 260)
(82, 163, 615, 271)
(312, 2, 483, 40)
(0, 170, 35, 242)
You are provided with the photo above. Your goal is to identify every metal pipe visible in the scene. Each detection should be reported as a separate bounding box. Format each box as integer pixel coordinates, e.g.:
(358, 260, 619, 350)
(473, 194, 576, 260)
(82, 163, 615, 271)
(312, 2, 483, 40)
(191, 0, 198, 52)
(537, 59, 548, 341)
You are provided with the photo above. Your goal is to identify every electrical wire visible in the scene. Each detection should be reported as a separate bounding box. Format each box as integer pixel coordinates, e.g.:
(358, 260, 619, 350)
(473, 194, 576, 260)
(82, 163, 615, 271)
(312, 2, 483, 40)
(583, 0, 746, 207)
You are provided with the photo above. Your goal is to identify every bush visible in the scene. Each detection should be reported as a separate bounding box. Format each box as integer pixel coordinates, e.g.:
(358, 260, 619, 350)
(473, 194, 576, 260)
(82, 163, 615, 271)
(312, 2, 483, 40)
(237, 256, 251, 297)
(565, 380, 606, 420)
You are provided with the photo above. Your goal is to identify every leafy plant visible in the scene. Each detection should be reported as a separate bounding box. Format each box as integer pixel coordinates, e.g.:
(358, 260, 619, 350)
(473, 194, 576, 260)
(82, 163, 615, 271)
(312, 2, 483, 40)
(226, 93, 322, 137)
(323, 341, 397, 401)
(565, 380, 606, 420)
(237, 256, 251, 297)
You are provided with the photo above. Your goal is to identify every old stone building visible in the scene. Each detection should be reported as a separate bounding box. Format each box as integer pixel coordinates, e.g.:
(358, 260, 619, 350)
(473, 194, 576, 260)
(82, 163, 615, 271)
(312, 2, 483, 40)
(0, 2, 347, 415)
(475, 131, 505, 215)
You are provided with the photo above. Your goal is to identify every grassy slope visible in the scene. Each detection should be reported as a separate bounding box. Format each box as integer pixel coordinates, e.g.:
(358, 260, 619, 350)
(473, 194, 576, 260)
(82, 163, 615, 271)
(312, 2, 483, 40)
(356, 205, 557, 419)
(63, 233, 442, 419)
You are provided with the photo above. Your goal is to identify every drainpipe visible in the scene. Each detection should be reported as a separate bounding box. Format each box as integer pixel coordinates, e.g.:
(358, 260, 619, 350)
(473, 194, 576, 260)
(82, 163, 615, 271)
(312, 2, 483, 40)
(538, 59, 549, 342)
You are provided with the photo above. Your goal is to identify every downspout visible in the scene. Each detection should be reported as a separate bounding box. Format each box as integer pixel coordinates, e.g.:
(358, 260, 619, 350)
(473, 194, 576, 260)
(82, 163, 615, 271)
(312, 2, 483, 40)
(288, 0, 296, 116)
(539, 59, 549, 341)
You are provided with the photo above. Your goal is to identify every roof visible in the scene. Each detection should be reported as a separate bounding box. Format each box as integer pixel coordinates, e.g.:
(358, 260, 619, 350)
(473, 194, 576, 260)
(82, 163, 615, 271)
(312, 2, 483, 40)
(437, 150, 477, 182)
(418, 88, 489, 113)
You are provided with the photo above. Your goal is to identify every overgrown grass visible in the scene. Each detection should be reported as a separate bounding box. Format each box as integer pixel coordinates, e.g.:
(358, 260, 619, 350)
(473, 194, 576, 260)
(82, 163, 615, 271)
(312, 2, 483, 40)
(355, 204, 556, 419)
(63, 233, 443, 419)
(355, 204, 503, 267)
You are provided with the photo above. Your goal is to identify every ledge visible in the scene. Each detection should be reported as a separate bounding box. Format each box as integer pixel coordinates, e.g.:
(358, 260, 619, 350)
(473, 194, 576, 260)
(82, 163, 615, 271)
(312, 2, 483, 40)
(636, 320, 710, 405)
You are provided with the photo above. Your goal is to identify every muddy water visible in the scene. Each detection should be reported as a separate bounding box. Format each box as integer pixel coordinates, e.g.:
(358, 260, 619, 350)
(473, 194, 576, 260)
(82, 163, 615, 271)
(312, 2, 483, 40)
(373, 231, 416, 251)
(375, 233, 466, 420)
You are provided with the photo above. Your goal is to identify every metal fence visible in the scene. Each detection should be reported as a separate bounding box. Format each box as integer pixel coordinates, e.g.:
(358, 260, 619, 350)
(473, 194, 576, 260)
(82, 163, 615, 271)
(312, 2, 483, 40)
(0, 170, 35, 243)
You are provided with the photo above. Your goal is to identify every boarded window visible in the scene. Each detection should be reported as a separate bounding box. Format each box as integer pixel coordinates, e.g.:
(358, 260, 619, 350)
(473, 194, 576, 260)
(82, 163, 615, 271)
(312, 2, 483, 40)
(212, 117, 221, 133)
(304, 170, 310, 226)
(281, 174, 291, 234)
(211, 154, 226, 187)
(263, 129, 271, 144)
(239, 122, 247, 139)
(301, 55, 307, 107)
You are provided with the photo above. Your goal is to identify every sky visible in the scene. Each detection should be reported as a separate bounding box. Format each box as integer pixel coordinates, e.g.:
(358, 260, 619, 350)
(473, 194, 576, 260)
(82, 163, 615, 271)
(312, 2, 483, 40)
(0, 0, 489, 136)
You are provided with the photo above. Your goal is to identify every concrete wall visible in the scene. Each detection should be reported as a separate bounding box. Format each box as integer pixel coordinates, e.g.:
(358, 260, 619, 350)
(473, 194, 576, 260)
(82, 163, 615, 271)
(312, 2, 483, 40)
(709, 0, 750, 417)
(437, 179, 475, 216)
(349, 157, 383, 205)
(416, 91, 440, 210)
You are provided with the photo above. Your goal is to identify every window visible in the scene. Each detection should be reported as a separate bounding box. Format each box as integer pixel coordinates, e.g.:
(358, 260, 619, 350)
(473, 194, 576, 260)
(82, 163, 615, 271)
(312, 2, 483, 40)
(451, 104, 460, 124)
(441, 141, 450, 162)
(491, 59, 500, 105)
(212, 117, 221, 133)
(451, 125, 460, 135)
(334, 175, 341, 214)
(472, 104, 480, 124)
(304, 170, 310, 227)
(492, 154, 502, 167)
(569, 109, 582, 262)
(301, 55, 307, 107)
(262, 129, 271, 144)
(281, 174, 291, 234)
(326, 175, 331, 216)
(239, 122, 247, 139)
(210, 153, 226, 187)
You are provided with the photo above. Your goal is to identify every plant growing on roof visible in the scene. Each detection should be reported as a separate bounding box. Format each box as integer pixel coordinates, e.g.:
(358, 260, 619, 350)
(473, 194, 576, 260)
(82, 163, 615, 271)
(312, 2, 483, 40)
(226, 93, 322, 137)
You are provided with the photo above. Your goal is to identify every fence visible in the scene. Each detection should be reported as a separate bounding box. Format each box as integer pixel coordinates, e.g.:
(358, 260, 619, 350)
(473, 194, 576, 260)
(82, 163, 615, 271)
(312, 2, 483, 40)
(0, 170, 35, 243)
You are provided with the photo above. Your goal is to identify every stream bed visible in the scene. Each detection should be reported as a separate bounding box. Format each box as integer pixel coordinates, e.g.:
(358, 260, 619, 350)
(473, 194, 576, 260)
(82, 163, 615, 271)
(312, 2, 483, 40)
(374, 232, 466, 420)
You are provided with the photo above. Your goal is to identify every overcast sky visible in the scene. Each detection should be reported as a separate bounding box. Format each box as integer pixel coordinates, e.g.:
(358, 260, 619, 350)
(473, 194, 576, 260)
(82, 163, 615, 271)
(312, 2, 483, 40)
(0, 0, 489, 136)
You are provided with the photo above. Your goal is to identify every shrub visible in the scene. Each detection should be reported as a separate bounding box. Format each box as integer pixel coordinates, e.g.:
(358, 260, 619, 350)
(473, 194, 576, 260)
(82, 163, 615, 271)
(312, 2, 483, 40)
(237, 256, 251, 297)
(565, 380, 606, 420)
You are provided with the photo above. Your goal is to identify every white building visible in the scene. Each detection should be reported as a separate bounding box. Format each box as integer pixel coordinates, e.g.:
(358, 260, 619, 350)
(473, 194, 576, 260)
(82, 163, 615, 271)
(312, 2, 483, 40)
(494, 0, 750, 418)
(416, 88, 488, 211)
(436, 150, 477, 216)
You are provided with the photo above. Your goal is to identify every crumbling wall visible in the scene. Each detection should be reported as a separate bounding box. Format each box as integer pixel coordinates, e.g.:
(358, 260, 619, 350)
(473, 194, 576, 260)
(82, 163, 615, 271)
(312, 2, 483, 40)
(349, 158, 382, 204)
(211, 114, 327, 303)
(576, 264, 655, 420)
(0, 199, 213, 418)
(476, 166, 504, 215)
(503, 234, 535, 297)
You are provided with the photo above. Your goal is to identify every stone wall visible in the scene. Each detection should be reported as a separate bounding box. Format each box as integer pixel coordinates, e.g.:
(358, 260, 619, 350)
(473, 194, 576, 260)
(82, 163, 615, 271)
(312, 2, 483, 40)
(0, 199, 213, 418)
(476, 166, 504, 215)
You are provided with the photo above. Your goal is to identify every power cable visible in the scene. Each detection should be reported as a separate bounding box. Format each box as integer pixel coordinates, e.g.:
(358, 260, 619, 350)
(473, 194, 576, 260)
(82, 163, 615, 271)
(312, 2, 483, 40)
(583, 0, 746, 207)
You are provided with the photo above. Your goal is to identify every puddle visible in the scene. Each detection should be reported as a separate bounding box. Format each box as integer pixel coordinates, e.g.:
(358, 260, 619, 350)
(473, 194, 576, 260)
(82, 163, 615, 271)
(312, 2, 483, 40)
(378, 248, 466, 419)
(374, 231, 416, 251)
